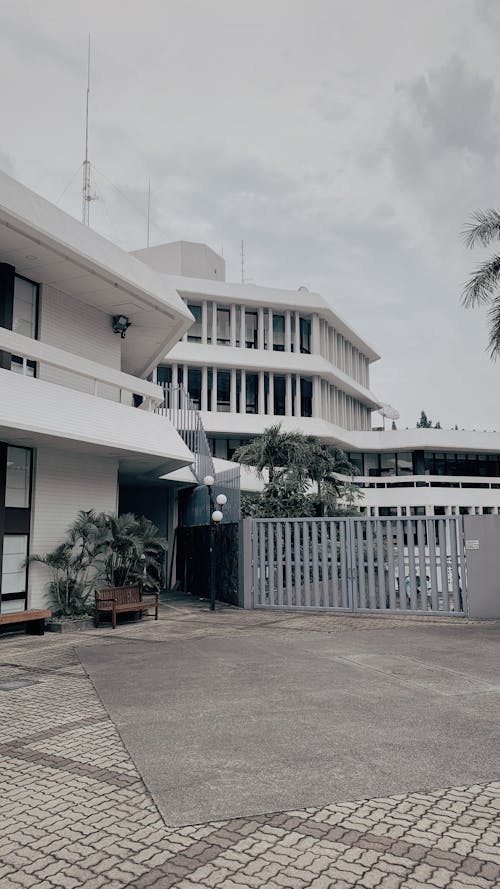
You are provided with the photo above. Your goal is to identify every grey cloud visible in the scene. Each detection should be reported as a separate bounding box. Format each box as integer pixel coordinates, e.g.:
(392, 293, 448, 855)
(310, 81, 351, 123)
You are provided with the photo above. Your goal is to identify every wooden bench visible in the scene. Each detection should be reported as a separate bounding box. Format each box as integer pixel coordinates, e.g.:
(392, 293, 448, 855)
(0, 609, 51, 636)
(94, 586, 159, 629)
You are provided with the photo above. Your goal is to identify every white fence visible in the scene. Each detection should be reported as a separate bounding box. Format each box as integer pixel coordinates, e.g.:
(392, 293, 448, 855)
(251, 516, 466, 615)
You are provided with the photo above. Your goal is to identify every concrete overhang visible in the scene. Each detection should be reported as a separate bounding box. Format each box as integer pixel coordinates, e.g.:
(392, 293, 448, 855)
(0, 171, 193, 378)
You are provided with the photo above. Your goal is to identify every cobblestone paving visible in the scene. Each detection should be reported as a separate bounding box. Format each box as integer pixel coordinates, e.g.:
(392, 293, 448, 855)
(0, 603, 499, 888)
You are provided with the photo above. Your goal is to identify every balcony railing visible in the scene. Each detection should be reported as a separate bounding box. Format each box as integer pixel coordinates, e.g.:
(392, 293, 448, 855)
(353, 474, 500, 490)
(0, 327, 163, 407)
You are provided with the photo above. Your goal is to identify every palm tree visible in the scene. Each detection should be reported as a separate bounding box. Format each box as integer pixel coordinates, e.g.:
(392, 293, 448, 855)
(96, 513, 167, 590)
(232, 423, 309, 482)
(305, 437, 357, 515)
(462, 209, 500, 357)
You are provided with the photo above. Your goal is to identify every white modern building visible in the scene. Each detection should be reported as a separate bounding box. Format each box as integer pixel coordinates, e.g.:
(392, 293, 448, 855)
(134, 241, 500, 519)
(0, 171, 197, 614)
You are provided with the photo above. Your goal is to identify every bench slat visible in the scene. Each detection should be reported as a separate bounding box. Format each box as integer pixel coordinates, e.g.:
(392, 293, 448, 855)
(0, 610, 51, 625)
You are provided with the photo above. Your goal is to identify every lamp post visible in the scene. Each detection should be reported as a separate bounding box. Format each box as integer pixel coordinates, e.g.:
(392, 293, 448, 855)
(203, 475, 227, 611)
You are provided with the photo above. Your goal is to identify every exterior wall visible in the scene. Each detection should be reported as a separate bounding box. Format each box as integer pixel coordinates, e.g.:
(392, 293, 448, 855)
(29, 448, 118, 609)
(133, 242, 225, 281)
(38, 285, 122, 400)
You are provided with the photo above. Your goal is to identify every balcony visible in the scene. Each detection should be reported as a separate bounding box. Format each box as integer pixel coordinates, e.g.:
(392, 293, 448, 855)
(0, 328, 194, 477)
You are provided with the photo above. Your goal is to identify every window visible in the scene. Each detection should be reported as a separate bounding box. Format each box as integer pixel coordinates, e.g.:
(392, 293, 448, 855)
(245, 311, 258, 349)
(5, 447, 31, 508)
(217, 308, 230, 345)
(13, 276, 37, 339)
(246, 373, 258, 414)
(217, 370, 231, 411)
(397, 452, 413, 475)
(156, 366, 172, 386)
(273, 314, 285, 351)
(188, 368, 202, 408)
(274, 376, 286, 415)
(1, 535, 28, 598)
(380, 453, 396, 476)
(187, 304, 202, 342)
(228, 439, 242, 459)
(300, 318, 311, 354)
(300, 378, 312, 417)
(348, 453, 363, 475)
(364, 453, 380, 477)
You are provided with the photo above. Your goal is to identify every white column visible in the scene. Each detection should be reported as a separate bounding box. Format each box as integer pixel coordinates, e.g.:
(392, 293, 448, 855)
(211, 367, 217, 412)
(268, 371, 274, 415)
(313, 376, 321, 418)
(258, 371, 265, 415)
(285, 310, 292, 352)
(267, 308, 273, 351)
(211, 303, 217, 345)
(230, 368, 237, 413)
(230, 304, 237, 347)
(294, 374, 301, 417)
(294, 312, 301, 354)
(285, 374, 292, 416)
(183, 364, 188, 393)
(258, 307, 265, 350)
(240, 304, 245, 349)
(172, 364, 178, 387)
(201, 366, 208, 410)
(312, 313, 320, 355)
(201, 300, 208, 344)
(240, 369, 246, 413)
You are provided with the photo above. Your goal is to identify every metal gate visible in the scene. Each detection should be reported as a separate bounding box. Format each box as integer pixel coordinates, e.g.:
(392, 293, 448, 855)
(251, 516, 467, 615)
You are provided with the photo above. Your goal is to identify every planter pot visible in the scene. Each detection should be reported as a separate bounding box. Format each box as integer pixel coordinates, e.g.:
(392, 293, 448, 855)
(46, 617, 95, 634)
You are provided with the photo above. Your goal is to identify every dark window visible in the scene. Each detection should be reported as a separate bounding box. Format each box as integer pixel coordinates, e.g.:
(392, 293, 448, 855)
(228, 439, 241, 459)
(217, 370, 231, 411)
(246, 373, 258, 414)
(273, 314, 285, 351)
(274, 376, 286, 415)
(300, 378, 312, 417)
(245, 311, 258, 349)
(187, 304, 202, 342)
(217, 308, 230, 345)
(364, 453, 380, 477)
(348, 453, 363, 474)
(157, 366, 172, 386)
(396, 451, 413, 475)
(300, 318, 311, 354)
(379, 507, 398, 517)
(188, 368, 202, 408)
(380, 453, 396, 476)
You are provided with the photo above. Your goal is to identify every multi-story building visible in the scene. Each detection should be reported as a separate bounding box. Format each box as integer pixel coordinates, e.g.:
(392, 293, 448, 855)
(0, 172, 196, 614)
(134, 241, 500, 518)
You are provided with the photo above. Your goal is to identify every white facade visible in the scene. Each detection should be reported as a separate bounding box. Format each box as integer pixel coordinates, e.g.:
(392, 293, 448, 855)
(0, 172, 196, 613)
(133, 241, 500, 518)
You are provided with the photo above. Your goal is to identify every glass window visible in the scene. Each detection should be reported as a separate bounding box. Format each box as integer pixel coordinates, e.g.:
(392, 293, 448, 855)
(214, 439, 229, 459)
(187, 304, 202, 342)
(246, 373, 258, 414)
(5, 447, 31, 508)
(13, 277, 37, 339)
(228, 439, 241, 459)
(348, 453, 363, 474)
(245, 311, 258, 349)
(156, 366, 172, 386)
(397, 452, 413, 475)
(300, 378, 312, 417)
(1, 535, 28, 595)
(273, 314, 285, 351)
(217, 308, 230, 345)
(273, 376, 286, 415)
(300, 318, 311, 354)
(217, 370, 231, 411)
(380, 453, 396, 476)
(187, 368, 202, 408)
(364, 453, 380, 477)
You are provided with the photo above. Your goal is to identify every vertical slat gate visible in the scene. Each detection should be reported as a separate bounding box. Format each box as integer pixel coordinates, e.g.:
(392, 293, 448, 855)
(251, 516, 466, 615)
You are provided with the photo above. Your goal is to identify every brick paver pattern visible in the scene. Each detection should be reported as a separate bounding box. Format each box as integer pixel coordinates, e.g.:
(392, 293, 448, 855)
(0, 602, 499, 889)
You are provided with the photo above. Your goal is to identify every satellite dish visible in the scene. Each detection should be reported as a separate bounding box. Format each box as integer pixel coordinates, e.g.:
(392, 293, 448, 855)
(377, 403, 400, 421)
(297, 285, 309, 292)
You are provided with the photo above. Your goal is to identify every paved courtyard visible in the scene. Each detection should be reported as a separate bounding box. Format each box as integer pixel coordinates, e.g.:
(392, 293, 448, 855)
(0, 599, 499, 889)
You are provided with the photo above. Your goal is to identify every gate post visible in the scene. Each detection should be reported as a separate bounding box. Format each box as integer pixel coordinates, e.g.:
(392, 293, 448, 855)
(238, 518, 253, 609)
(463, 515, 500, 618)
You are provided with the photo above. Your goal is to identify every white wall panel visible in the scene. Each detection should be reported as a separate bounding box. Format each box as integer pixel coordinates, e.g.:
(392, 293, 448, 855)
(29, 448, 118, 609)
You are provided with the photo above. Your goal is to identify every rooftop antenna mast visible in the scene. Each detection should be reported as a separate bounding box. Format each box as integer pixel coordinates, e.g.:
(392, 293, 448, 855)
(82, 34, 94, 225)
(241, 239, 245, 284)
(146, 179, 151, 247)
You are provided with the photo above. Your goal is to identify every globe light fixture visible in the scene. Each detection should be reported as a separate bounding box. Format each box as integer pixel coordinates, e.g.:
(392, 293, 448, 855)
(203, 474, 215, 487)
(211, 509, 223, 523)
(216, 493, 227, 506)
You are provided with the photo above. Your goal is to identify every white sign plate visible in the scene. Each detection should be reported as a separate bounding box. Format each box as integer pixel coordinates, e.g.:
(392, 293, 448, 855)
(465, 539, 480, 550)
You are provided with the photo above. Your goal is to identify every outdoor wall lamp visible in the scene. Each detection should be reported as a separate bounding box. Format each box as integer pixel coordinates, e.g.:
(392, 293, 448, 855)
(111, 314, 131, 338)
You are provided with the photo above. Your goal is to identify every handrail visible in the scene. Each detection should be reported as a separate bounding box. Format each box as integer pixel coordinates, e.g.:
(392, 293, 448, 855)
(0, 327, 163, 404)
(155, 384, 216, 483)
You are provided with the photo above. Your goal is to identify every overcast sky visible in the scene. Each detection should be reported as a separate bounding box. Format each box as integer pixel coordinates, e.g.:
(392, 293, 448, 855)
(1, 0, 500, 430)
